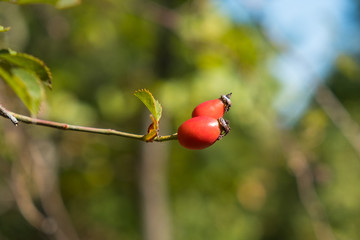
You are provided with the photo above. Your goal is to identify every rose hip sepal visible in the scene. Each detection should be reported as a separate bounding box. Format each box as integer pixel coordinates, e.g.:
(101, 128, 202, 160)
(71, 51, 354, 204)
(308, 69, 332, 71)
(177, 116, 230, 150)
(192, 93, 232, 119)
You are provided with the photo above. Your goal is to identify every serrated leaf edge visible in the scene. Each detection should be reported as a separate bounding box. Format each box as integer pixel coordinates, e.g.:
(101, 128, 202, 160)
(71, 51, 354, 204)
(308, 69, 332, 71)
(0, 48, 52, 88)
(134, 88, 162, 122)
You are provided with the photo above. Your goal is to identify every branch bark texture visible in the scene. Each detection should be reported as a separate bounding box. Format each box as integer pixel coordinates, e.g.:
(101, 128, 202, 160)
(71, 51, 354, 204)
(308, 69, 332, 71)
(0, 107, 177, 142)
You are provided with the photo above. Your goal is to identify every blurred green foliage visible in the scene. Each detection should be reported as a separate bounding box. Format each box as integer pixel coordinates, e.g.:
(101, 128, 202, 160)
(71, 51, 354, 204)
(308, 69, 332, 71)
(0, 48, 52, 114)
(1, 0, 360, 240)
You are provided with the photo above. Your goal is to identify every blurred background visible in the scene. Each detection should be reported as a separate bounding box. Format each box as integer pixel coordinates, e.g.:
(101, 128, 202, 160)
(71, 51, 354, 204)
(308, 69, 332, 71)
(1, 0, 360, 239)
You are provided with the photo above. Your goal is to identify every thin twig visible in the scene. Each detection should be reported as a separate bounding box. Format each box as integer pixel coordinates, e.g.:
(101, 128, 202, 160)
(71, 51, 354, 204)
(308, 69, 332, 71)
(252, 20, 360, 159)
(315, 85, 360, 156)
(0, 104, 18, 125)
(282, 133, 337, 240)
(30, 140, 80, 240)
(0, 107, 177, 142)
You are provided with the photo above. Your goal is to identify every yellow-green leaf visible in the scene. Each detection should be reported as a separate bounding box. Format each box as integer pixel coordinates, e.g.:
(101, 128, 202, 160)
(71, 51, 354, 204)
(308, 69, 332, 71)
(134, 89, 162, 122)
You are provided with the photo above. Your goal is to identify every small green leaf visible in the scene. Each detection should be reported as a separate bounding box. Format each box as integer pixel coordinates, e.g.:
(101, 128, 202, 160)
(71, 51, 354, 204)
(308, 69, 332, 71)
(0, 49, 52, 88)
(0, 67, 44, 115)
(134, 89, 162, 122)
(0, 25, 10, 33)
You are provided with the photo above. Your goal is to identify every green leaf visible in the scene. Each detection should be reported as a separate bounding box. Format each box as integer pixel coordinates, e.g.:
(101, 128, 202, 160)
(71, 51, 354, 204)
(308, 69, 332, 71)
(0, 0, 80, 8)
(0, 25, 10, 33)
(134, 89, 162, 122)
(0, 49, 52, 89)
(0, 67, 44, 115)
(0, 49, 52, 114)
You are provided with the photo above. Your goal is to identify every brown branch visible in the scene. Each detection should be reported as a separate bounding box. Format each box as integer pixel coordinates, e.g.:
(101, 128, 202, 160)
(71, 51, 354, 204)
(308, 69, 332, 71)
(10, 163, 47, 232)
(30, 140, 80, 240)
(0, 106, 178, 142)
(0, 104, 18, 125)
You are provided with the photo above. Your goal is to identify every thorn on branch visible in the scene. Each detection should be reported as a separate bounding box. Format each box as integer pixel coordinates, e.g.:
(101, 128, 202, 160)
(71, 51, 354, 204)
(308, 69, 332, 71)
(0, 104, 18, 126)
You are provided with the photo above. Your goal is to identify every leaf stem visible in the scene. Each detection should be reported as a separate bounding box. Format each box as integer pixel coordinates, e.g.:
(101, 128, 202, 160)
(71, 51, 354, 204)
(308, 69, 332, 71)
(0, 108, 177, 142)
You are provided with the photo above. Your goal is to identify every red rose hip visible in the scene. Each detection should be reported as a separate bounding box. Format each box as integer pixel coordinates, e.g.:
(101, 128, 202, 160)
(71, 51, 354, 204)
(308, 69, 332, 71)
(192, 93, 232, 119)
(177, 116, 232, 150)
